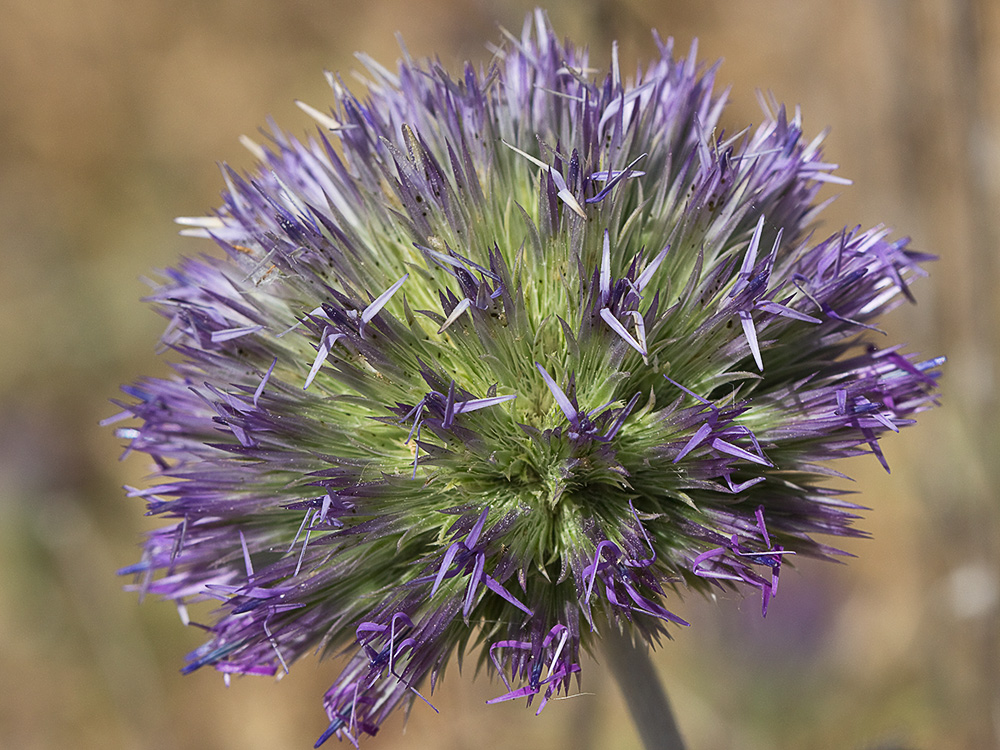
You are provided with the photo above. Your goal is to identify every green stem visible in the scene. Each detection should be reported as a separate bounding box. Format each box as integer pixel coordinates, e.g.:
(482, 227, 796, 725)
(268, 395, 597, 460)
(603, 627, 687, 750)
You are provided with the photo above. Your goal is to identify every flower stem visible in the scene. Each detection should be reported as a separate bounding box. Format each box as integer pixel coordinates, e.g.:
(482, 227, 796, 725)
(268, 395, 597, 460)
(603, 627, 686, 750)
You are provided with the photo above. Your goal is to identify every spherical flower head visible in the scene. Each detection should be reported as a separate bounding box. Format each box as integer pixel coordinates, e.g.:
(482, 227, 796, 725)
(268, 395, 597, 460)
(112, 11, 942, 745)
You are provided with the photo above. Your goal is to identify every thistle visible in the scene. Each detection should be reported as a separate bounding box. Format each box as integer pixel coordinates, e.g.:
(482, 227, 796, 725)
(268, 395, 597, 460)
(111, 10, 942, 746)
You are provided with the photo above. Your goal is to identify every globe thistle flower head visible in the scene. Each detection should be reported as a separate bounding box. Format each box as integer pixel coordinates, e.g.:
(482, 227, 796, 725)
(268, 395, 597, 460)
(112, 10, 942, 745)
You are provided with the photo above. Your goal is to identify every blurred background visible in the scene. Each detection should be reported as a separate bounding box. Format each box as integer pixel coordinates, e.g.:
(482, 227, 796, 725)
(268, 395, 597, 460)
(1, 0, 996, 748)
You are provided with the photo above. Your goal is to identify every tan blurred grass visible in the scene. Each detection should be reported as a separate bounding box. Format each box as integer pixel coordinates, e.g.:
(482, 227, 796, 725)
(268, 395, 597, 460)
(1, 1, 996, 748)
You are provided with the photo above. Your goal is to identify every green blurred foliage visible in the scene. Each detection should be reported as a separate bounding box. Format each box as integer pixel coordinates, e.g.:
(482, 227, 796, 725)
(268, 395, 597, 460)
(1, 1, 996, 748)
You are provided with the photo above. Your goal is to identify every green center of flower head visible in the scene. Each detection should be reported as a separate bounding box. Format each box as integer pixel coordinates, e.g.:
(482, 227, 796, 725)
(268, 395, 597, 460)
(116, 12, 941, 744)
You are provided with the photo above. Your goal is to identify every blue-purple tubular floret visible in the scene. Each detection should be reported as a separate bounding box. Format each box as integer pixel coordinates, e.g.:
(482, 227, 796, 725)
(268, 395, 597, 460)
(112, 10, 942, 744)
